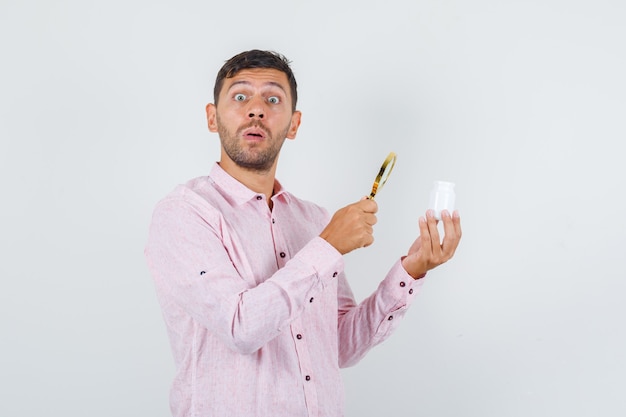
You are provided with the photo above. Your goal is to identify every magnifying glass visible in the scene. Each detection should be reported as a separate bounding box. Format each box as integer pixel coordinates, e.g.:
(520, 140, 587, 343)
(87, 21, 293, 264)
(368, 152, 397, 200)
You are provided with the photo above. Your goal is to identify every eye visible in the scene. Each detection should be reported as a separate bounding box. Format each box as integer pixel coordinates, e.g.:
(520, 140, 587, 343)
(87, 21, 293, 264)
(234, 93, 247, 101)
(267, 96, 280, 104)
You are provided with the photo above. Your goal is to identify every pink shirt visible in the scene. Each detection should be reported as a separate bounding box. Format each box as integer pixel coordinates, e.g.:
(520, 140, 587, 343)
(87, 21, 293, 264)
(144, 163, 424, 417)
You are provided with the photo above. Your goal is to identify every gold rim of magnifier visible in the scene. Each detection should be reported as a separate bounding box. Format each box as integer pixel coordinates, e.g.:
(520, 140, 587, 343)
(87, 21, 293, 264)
(368, 152, 397, 200)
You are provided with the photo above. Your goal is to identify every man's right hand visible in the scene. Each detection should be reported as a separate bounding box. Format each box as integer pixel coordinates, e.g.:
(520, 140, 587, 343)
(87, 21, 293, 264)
(319, 198, 378, 255)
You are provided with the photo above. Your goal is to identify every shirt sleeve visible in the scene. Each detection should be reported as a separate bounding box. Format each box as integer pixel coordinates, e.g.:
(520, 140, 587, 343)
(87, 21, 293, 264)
(336, 259, 426, 368)
(144, 195, 344, 355)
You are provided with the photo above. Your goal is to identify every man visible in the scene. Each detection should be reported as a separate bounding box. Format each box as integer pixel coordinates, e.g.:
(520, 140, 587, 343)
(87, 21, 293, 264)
(145, 49, 462, 417)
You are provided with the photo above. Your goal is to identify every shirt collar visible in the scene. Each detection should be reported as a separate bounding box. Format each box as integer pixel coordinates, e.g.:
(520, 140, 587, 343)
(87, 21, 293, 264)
(209, 162, 291, 206)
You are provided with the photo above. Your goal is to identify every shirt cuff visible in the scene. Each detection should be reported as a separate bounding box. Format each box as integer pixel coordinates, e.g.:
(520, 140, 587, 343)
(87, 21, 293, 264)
(292, 236, 344, 286)
(378, 258, 426, 309)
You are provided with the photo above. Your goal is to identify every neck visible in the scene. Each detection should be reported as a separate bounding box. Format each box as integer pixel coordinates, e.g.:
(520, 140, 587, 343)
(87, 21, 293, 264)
(218, 158, 277, 206)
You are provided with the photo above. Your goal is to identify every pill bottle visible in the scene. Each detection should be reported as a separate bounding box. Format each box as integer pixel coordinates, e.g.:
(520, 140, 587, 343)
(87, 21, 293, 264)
(428, 181, 456, 220)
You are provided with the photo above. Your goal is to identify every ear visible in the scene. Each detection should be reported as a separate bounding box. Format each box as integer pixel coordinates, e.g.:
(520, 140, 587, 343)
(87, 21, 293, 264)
(206, 103, 218, 132)
(286, 110, 302, 140)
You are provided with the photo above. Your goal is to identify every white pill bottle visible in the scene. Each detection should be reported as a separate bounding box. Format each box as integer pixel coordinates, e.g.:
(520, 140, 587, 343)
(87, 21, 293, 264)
(428, 181, 456, 220)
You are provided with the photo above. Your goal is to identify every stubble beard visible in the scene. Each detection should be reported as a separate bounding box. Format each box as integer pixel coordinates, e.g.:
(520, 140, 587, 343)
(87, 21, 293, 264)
(217, 114, 290, 173)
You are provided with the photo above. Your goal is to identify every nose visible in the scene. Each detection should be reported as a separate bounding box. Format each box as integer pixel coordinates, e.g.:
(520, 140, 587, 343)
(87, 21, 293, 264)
(248, 111, 264, 119)
(247, 96, 265, 119)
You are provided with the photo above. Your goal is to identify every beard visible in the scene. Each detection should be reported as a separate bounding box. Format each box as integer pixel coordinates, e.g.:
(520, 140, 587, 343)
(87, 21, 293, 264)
(217, 114, 290, 173)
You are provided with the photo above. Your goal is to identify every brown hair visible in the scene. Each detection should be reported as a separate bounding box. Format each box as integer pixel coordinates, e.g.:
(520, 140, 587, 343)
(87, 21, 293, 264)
(213, 50, 298, 112)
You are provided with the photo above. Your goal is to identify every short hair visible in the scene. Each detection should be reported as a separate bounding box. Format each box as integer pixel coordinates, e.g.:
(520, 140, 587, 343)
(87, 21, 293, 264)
(213, 49, 298, 112)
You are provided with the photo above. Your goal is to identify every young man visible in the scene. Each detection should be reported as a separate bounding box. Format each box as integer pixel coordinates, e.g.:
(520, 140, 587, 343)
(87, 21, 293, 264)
(145, 49, 462, 417)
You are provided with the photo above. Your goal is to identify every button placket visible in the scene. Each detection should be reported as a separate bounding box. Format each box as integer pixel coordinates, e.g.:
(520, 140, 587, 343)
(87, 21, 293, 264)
(290, 321, 318, 409)
(270, 208, 288, 265)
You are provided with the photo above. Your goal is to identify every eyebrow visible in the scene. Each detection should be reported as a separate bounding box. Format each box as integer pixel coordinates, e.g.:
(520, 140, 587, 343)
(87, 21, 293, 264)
(227, 80, 287, 95)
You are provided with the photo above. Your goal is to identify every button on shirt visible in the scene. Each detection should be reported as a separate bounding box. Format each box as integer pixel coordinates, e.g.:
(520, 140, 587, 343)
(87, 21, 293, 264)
(144, 163, 424, 417)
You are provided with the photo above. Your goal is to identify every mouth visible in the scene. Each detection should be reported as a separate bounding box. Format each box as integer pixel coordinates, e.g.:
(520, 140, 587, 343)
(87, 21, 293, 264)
(242, 126, 267, 141)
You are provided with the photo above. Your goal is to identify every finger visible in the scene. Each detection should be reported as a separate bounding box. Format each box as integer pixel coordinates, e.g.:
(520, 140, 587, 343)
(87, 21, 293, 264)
(364, 213, 377, 226)
(362, 231, 375, 248)
(426, 210, 442, 255)
(418, 215, 432, 258)
(453, 210, 462, 238)
(358, 198, 378, 213)
(441, 210, 462, 258)
(440, 210, 458, 257)
(440, 209, 455, 239)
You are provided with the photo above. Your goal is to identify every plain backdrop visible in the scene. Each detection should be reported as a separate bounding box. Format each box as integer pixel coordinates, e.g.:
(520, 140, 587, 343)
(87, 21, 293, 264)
(1, 0, 625, 416)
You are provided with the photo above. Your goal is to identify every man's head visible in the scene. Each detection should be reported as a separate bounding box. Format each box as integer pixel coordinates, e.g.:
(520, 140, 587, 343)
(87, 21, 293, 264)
(206, 50, 302, 174)
(213, 50, 298, 112)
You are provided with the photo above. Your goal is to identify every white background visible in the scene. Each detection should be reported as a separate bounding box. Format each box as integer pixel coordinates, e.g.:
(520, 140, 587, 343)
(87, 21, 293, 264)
(1, 0, 625, 416)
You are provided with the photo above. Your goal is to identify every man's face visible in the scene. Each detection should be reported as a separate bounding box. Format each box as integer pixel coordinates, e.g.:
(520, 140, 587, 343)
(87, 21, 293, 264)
(206, 68, 301, 173)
